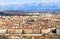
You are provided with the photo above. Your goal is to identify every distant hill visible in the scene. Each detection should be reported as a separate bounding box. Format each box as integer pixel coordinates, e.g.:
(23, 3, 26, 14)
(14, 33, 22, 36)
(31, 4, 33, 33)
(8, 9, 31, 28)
(0, 10, 60, 16)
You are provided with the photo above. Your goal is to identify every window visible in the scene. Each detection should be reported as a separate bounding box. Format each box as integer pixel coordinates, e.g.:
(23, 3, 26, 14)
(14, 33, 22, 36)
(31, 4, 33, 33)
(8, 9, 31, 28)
(51, 29, 56, 33)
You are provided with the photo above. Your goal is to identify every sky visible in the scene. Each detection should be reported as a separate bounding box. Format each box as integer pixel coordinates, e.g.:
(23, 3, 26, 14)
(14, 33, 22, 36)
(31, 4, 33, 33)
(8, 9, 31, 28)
(0, 0, 60, 10)
(0, 0, 60, 5)
(0, 0, 40, 5)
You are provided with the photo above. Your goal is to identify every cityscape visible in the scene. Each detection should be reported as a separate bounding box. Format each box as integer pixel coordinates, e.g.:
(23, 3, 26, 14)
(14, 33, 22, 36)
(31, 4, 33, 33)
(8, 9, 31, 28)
(0, 11, 60, 39)
(0, 0, 60, 39)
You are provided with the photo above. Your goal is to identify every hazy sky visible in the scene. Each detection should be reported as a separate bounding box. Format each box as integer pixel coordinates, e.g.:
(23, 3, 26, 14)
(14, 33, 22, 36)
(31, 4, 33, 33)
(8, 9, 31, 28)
(0, 0, 60, 5)
(0, 0, 60, 10)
